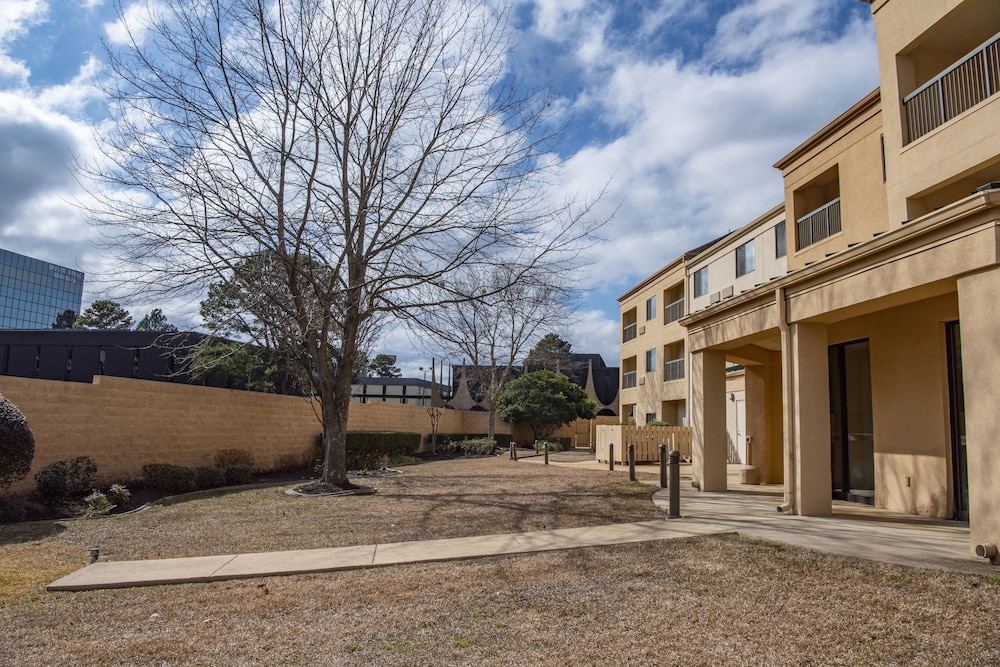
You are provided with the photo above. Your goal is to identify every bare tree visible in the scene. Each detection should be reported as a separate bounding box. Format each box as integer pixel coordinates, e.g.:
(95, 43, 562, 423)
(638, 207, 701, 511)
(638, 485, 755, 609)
(86, 0, 602, 487)
(416, 265, 568, 438)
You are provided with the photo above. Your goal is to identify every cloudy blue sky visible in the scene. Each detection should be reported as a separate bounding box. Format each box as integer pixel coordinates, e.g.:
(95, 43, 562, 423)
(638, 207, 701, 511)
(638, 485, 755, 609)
(0, 0, 879, 376)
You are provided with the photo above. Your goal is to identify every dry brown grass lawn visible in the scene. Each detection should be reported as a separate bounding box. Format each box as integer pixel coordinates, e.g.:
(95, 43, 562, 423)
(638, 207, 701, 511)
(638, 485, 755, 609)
(1, 456, 999, 665)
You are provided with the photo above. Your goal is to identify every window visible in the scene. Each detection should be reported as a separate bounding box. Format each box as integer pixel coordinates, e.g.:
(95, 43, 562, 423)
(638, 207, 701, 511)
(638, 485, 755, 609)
(736, 240, 755, 277)
(645, 296, 656, 321)
(693, 267, 709, 297)
(775, 222, 786, 258)
(645, 413, 657, 424)
(645, 348, 656, 373)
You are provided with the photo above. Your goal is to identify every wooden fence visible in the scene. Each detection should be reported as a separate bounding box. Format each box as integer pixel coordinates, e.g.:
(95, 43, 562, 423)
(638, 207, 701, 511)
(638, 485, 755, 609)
(595, 424, 693, 465)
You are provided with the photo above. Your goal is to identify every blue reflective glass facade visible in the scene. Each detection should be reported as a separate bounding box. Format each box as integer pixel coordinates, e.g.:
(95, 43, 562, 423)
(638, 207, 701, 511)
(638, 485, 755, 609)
(0, 248, 85, 330)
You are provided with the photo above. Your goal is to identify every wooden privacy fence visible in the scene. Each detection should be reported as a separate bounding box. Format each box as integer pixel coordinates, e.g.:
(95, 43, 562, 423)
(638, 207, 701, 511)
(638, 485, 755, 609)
(595, 425, 693, 465)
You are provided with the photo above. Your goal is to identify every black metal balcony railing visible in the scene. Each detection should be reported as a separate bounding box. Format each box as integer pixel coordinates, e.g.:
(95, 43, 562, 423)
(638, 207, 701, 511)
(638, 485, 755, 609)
(622, 322, 637, 343)
(664, 297, 684, 324)
(797, 198, 841, 249)
(622, 370, 637, 390)
(663, 358, 684, 382)
(903, 31, 1000, 143)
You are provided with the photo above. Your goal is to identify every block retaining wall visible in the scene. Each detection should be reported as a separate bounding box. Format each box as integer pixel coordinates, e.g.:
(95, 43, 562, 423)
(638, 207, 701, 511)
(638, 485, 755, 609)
(0, 376, 513, 494)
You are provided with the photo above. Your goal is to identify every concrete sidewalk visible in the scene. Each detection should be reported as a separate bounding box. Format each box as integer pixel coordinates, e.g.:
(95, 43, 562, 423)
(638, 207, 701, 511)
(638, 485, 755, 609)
(47, 519, 731, 591)
(48, 455, 993, 591)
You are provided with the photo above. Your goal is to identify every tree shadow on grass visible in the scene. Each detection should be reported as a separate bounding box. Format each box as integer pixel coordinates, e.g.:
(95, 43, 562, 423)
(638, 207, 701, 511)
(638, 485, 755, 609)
(0, 518, 67, 545)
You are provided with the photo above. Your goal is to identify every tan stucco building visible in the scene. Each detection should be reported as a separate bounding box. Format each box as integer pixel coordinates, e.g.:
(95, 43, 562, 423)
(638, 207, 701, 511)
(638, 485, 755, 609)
(627, 0, 1000, 558)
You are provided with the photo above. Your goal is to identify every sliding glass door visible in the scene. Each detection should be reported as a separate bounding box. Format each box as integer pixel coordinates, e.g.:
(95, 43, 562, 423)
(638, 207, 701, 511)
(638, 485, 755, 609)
(829, 340, 875, 505)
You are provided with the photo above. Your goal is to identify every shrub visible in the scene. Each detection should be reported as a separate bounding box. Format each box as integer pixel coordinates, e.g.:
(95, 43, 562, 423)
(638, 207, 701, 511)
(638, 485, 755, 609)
(33, 456, 98, 506)
(438, 433, 512, 449)
(214, 448, 254, 469)
(0, 495, 27, 523)
(536, 439, 565, 453)
(106, 483, 131, 506)
(273, 453, 304, 472)
(0, 394, 35, 489)
(346, 431, 421, 470)
(222, 464, 253, 485)
(142, 463, 197, 493)
(194, 466, 226, 490)
(84, 490, 112, 516)
(443, 438, 497, 457)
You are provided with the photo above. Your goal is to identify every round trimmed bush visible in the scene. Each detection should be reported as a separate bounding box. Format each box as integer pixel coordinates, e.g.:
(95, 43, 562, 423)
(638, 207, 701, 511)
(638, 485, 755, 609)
(0, 393, 35, 490)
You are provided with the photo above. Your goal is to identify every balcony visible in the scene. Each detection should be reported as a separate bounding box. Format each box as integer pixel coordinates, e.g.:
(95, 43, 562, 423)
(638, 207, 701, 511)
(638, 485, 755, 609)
(797, 198, 841, 249)
(664, 297, 684, 324)
(904, 30, 1000, 143)
(622, 322, 637, 343)
(663, 358, 684, 382)
(622, 370, 637, 390)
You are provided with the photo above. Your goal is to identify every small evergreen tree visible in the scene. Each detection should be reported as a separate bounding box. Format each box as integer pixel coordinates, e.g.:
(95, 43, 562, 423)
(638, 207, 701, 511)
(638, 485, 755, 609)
(0, 393, 35, 490)
(496, 370, 597, 441)
(135, 308, 179, 332)
(366, 354, 402, 378)
(73, 300, 133, 330)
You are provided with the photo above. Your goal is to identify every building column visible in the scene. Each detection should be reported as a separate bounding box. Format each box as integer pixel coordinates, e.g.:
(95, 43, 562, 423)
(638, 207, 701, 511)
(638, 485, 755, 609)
(745, 351, 784, 484)
(691, 349, 728, 491)
(784, 322, 832, 516)
(957, 268, 1000, 556)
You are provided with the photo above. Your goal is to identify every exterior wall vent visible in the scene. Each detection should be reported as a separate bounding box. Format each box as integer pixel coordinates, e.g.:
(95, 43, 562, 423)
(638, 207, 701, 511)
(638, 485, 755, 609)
(710, 292, 721, 304)
(721, 286, 734, 299)
(639, 325, 646, 335)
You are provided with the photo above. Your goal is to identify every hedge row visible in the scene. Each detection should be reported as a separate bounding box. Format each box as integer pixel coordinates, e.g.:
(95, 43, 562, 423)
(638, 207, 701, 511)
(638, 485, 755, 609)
(437, 433, 512, 448)
(142, 463, 253, 493)
(346, 431, 421, 470)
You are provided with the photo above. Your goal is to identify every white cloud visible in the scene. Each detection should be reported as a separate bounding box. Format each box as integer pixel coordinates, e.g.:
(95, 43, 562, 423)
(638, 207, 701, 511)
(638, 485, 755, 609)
(104, 0, 164, 46)
(0, 0, 48, 85)
(541, 1, 878, 300)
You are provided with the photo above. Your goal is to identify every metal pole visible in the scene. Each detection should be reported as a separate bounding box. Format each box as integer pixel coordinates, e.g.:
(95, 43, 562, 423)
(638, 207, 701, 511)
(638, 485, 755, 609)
(544, 441, 549, 465)
(627, 443, 636, 482)
(659, 443, 667, 488)
(668, 449, 680, 518)
(608, 443, 614, 471)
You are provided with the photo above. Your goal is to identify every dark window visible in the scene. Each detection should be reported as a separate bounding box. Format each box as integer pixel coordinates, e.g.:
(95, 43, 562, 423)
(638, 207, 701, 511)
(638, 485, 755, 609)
(693, 267, 709, 297)
(736, 240, 755, 277)
(775, 222, 787, 258)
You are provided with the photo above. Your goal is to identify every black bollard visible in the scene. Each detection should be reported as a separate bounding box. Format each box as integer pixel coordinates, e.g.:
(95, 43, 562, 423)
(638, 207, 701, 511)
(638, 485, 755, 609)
(659, 443, 667, 488)
(668, 449, 681, 518)
(627, 443, 636, 481)
(608, 443, 614, 471)
(544, 441, 549, 465)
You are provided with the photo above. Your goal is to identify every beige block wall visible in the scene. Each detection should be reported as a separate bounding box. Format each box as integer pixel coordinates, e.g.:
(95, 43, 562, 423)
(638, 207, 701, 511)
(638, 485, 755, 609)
(0, 376, 513, 495)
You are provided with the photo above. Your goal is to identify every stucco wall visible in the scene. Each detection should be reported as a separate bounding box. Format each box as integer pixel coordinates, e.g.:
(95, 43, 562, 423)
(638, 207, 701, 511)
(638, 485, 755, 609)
(828, 292, 959, 518)
(0, 375, 510, 494)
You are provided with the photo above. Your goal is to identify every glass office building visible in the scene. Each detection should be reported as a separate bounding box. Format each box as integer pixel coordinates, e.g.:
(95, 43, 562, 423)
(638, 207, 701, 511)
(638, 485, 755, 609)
(0, 248, 85, 329)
